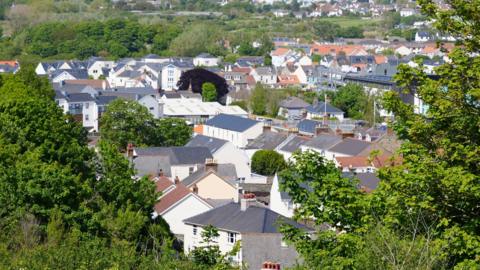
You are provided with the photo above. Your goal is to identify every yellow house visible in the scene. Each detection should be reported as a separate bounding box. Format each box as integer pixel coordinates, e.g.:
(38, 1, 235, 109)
(181, 162, 239, 201)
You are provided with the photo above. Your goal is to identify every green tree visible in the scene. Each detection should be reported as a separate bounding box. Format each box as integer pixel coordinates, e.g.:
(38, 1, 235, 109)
(229, 100, 248, 112)
(251, 150, 286, 176)
(331, 83, 369, 119)
(249, 84, 267, 115)
(313, 21, 340, 42)
(100, 98, 157, 150)
(202, 82, 217, 102)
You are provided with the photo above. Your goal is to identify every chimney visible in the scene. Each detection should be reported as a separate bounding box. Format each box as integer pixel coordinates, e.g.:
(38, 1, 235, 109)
(192, 184, 198, 194)
(205, 158, 218, 172)
(240, 193, 256, 211)
(315, 124, 330, 136)
(262, 261, 281, 270)
(127, 143, 134, 158)
(234, 183, 241, 203)
(174, 176, 180, 184)
(102, 80, 106, 90)
(158, 169, 164, 177)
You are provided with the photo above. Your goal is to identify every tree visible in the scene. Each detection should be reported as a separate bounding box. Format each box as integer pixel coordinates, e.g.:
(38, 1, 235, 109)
(251, 150, 286, 176)
(249, 84, 267, 115)
(229, 100, 248, 112)
(177, 68, 229, 103)
(100, 99, 157, 150)
(190, 225, 240, 269)
(331, 83, 369, 120)
(202, 82, 217, 102)
(313, 21, 340, 42)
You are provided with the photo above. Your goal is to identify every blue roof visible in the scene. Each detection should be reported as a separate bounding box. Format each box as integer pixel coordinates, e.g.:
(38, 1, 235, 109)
(306, 101, 343, 114)
(205, 114, 259, 132)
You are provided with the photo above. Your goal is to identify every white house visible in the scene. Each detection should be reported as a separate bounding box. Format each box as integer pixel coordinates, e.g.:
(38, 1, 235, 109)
(138, 95, 163, 118)
(250, 67, 277, 85)
(193, 53, 220, 67)
(183, 197, 311, 269)
(186, 135, 251, 182)
(203, 114, 263, 148)
(87, 58, 114, 79)
(305, 101, 344, 121)
(269, 174, 296, 218)
(400, 8, 417, 17)
(415, 31, 433, 42)
(161, 61, 194, 91)
(153, 176, 213, 235)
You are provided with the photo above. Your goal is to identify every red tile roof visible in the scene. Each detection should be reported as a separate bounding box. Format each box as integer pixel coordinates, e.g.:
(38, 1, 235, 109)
(154, 183, 192, 214)
(336, 155, 401, 169)
(0, 60, 18, 67)
(64, 79, 108, 89)
(155, 176, 174, 193)
(271, 47, 290, 56)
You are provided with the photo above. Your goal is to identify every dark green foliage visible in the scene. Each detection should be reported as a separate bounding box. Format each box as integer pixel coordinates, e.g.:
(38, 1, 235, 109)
(202, 82, 217, 102)
(177, 68, 229, 103)
(101, 99, 192, 150)
(331, 83, 369, 119)
(251, 150, 286, 176)
(229, 100, 248, 112)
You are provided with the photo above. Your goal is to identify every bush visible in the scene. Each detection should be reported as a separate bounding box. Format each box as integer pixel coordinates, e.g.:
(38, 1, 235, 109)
(251, 150, 286, 176)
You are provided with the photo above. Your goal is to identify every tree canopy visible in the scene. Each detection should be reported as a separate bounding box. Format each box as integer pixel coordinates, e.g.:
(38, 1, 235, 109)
(100, 98, 192, 150)
(251, 150, 286, 176)
(177, 68, 229, 103)
(202, 82, 217, 102)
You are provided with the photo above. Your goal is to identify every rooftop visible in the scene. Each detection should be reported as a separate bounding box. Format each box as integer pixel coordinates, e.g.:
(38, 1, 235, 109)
(184, 202, 311, 233)
(205, 114, 259, 132)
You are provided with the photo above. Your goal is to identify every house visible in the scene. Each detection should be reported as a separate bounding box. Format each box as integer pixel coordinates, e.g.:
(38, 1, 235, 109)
(276, 134, 311, 160)
(186, 135, 251, 182)
(300, 134, 343, 159)
(194, 53, 220, 67)
(51, 69, 89, 83)
(132, 147, 213, 180)
(86, 57, 114, 79)
(153, 175, 213, 235)
(335, 154, 399, 173)
(160, 60, 194, 91)
(181, 161, 240, 201)
(400, 8, 417, 17)
(235, 56, 264, 68)
(273, 9, 289, 17)
(306, 101, 344, 121)
(183, 196, 311, 269)
(55, 91, 100, 132)
(323, 137, 372, 161)
(269, 174, 302, 218)
(251, 67, 277, 85)
(203, 114, 263, 148)
(415, 31, 433, 42)
(0, 60, 20, 74)
(278, 96, 309, 120)
(271, 47, 294, 67)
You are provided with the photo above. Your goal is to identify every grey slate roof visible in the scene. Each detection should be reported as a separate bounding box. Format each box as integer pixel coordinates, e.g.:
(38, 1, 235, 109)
(328, 138, 371, 155)
(67, 93, 95, 102)
(297, 119, 321, 135)
(279, 96, 309, 109)
(306, 102, 343, 114)
(280, 135, 310, 153)
(246, 131, 288, 150)
(134, 147, 212, 165)
(205, 114, 259, 132)
(185, 135, 228, 153)
(182, 163, 238, 187)
(342, 172, 380, 191)
(304, 134, 342, 150)
(184, 202, 311, 233)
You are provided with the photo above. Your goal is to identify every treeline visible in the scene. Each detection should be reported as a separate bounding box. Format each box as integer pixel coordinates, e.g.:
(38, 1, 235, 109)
(0, 17, 274, 61)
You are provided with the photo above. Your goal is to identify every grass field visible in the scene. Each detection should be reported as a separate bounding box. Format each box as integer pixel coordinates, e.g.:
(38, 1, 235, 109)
(317, 16, 382, 28)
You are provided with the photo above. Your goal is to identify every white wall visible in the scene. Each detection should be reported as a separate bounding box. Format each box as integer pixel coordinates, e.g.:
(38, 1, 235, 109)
(213, 143, 251, 181)
(161, 65, 183, 91)
(269, 175, 294, 218)
(160, 194, 212, 235)
(193, 57, 220, 67)
(184, 224, 242, 264)
(204, 123, 263, 148)
(139, 95, 162, 118)
(82, 101, 99, 131)
(171, 164, 199, 181)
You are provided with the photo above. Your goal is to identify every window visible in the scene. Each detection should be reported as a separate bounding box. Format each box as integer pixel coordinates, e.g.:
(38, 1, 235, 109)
(85, 103, 89, 109)
(85, 114, 89, 121)
(149, 107, 154, 111)
(193, 225, 197, 236)
(228, 232, 236, 244)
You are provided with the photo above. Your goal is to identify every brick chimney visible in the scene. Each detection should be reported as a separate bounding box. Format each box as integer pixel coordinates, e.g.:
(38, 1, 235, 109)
(261, 261, 281, 270)
(127, 143, 134, 158)
(205, 158, 218, 172)
(158, 169, 164, 177)
(240, 193, 256, 211)
(192, 184, 198, 194)
(174, 176, 180, 184)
